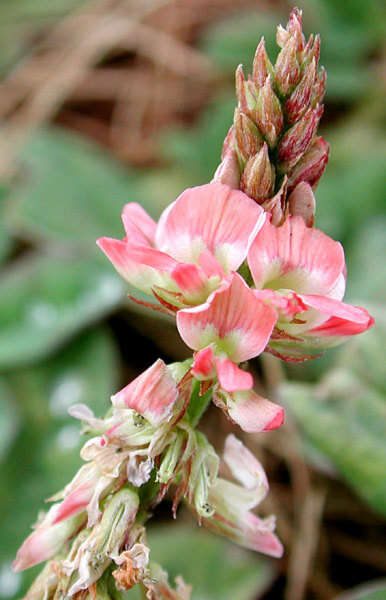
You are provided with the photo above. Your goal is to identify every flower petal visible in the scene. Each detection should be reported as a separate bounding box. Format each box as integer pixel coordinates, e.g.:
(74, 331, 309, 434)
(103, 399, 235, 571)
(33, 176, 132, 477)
(224, 434, 268, 500)
(177, 273, 277, 363)
(215, 358, 253, 392)
(248, 216, 345, 296)
(156, 183, 266, 272)
(111, 359, 178, 426)
(97, 237, 178, 295)
(302, 295, 374, 338)
(121, 203, 157, 244)
(214, 388, 284, 433)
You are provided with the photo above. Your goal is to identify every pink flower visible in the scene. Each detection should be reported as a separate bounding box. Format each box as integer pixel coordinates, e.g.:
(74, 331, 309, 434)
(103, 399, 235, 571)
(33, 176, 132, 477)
(247, 216, 374, 360)
(97, 183, 265, 310)
(177, 273, 284, 432)
(196, 434, 283, 557)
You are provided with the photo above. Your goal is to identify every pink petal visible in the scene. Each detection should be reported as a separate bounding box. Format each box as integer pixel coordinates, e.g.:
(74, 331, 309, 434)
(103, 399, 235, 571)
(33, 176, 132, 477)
(192, 347, 216, 379)
(121, 203, 157, 244)
(53, 483, 92, 524)
(216, 388, 284, 433)
(215, 358, 253, 392)
(302, 295, 374, 337)
(245, 513, 284, 557)
(97, 237, 178, 294)
(171, 263, 207, 297)
(177, 273, 277, 363)
(155, 183, 266, 272)
(248, 216, 345, 296)
(111, 359, 178, 426)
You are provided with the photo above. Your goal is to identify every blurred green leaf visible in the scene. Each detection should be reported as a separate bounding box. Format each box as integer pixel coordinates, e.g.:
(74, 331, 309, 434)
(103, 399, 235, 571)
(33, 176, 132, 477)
(334, 579, 386, 600)
(200, 11, 281, 72)
(121, 524, 276, 600)
(0, 377, 19, 460)
(281, 368, 386, 516)
(0, 253, 125, 367)
(9, 128, 158, 245)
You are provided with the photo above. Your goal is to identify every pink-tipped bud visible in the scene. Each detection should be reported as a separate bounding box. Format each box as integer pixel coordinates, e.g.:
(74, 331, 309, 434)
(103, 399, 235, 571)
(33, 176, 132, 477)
(275, 37, 301, 96)
(288, 182, 316, 226)
(286, 7, 305, 52)
(252, 38, 274, 88)
(285, 58, 316, 123)
(213, 148, 241, 189)
(234, 108, 263, 162)
(311, 66, 326, 107)
(221, 125, 235, 160)
(278, 104, 323, 170)
(302, 34, 320, 68)
(255, 76, 283, 148)
(241, 143, 275, 203)
(287, 136, 330, 191)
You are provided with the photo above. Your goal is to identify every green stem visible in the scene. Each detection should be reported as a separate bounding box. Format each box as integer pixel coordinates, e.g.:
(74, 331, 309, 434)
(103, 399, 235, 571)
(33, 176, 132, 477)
(186, 379, 213, 428)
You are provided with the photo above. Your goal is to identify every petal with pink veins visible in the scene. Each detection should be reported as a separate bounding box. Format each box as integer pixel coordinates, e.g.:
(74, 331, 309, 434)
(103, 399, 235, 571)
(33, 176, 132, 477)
(248, 216, 345, 296)
(215, 358, 253, 392)
(214, 387, 284, 433)
(111, 359, 178, 426)
(121, 203, 157, 244)
(177, 273, 278, 363)
(302, 295, 374, 338)
(156, 183, 266, 272)
(97, 237, 178, 295)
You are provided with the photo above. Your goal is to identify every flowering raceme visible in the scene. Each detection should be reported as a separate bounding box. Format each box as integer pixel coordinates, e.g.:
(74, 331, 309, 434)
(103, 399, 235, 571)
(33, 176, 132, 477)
(14, 7, 375, 600)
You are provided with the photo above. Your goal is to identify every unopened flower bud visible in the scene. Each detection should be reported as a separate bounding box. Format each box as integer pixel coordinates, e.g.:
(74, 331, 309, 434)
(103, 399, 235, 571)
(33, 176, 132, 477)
(275, 36, 301, 95)
(252, 38, 274, 88)
(311, 66, 326, 107)
(241, 143, 275, 203)
(278, 104, 323, 170)
(212, 149, 241, 189)
(234, 108, 263, 162)
(288, 182, 316, 226)
(221, 126, 235, 159)
(158, 432, 185, 484)
(255, 76, 283, 148)
(235, 65, 248, 113)
(287, 136, 329, 191)
(285, 58, 316, 123)
(186, 432, 218, 519)
(261, 176, 288, 226)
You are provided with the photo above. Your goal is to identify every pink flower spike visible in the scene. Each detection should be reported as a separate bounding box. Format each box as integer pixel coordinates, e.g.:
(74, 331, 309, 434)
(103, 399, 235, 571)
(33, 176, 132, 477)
(214, 388, 284, 433)
(215, 358, 253, 392)
(248, 216, 345, 296)
(177, 273, 278, 363)
(111, 359, 178, 426)
(121, 202, 157, 244)
(155, 182, 266, 273)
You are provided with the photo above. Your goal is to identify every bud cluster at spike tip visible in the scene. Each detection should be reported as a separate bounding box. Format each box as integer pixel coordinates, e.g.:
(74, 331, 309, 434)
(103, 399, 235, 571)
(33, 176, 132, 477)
(213, 7, 330, 226)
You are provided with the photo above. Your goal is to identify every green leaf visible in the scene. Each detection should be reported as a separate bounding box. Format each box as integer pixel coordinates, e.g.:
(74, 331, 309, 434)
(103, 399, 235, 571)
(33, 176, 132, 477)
(333, 579, 386, 600)
(281, 369, 386, 516)
(9, 128, 158, 245)
(121, 524, 276, 599)
(0, 253, 125, 367)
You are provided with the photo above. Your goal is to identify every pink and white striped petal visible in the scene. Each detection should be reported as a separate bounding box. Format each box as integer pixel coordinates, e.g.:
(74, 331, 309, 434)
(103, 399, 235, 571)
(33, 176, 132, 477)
(214, 387, 284, 433)
(121, 202, 157, 244)
(302, 295, 374, 339)
(248, 216, 345, 296)
(177, 273, 278, 363)
(97, 237, 178, 295)
(215, 358, 253, 392)
(111, 359, 178, 426)
(155, 183, 266, 272)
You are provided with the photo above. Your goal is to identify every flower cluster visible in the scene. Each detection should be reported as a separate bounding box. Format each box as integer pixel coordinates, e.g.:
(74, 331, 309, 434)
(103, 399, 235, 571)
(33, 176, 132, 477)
(14, 8, 373, 600)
